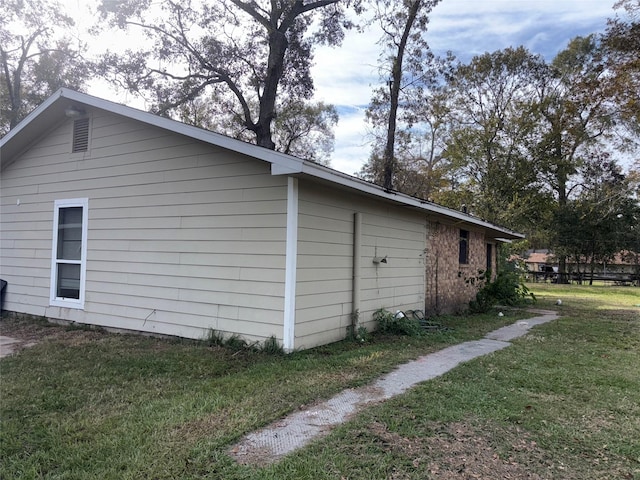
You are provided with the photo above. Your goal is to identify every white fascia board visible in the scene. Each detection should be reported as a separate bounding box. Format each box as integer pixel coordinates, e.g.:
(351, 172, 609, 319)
(271, 160, 304, 175)
(1, 88, 304, 176)
(2, 88, 303, 176)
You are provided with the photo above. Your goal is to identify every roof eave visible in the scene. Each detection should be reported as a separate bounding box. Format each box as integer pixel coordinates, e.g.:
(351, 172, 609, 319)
(291, 160, 525, 241)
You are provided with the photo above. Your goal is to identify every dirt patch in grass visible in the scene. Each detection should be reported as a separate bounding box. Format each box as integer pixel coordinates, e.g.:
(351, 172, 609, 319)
(361, 418, 638, 480)
(0, 315, 200, 356)
(0, 315, 105, 354)
(419, 421, 549, 479)
(171, 406, 250, 447)
(367, 420, 548, 479)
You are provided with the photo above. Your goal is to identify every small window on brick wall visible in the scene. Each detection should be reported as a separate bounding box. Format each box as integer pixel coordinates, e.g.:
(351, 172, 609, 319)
(72, 118, 90, 152)
(459, 229, 469, 264)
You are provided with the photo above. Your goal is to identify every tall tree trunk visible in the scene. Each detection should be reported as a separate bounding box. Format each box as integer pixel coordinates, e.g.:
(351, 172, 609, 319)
(254, 29, 288, 150)
(382, 0, 423, 190)
(555, 133, 571, 284)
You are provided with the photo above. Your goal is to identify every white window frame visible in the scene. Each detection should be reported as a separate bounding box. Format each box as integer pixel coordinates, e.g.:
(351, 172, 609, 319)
(50, 198, 88, 309)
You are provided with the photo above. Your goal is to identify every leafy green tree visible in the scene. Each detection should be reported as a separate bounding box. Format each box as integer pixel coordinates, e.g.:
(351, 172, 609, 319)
(0, 0, 88, 135)
(617, 160, 640, 283)
(371, 0, 441, 190)
(443, 47, 549, 229)
(432, 38, 634, 256)
(362, 85, 459, 200)
(272, 100, 338, 164)
(97, 0, 361, 151)
(176, 96, 338, 165)
(553, 156, 638, 284)
(602, 0, 640, 135)
(361, 22, 637, 274)
(532, 36, 622, 281)
(444, 39, 633, 264)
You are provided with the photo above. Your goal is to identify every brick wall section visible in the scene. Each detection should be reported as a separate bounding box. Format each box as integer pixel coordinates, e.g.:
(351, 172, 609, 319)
(425, 221, 495, 314)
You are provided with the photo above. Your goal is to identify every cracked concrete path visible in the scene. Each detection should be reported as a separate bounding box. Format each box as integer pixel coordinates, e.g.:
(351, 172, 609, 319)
(229, 310, 559, 465)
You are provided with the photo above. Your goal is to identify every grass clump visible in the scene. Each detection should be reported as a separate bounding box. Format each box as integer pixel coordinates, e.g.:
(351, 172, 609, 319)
(260, 336, 284, 355)
(205, 328, 225, 346)
(374, 308, 424, 337)
(224, 334, 250, 351)
(205, 330, 284, 354)
(346, 312, 371, 344)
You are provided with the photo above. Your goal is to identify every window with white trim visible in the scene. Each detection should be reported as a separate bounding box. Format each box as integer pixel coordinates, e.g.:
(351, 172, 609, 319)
(50, 198, 88, 308)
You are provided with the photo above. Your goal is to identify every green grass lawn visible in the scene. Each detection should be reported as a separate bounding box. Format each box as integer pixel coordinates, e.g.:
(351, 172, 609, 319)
(530, 282, 640, 309)
(1, 285, 638, 479)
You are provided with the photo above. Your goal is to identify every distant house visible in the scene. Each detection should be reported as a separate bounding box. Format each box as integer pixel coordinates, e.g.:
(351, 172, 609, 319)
(522, 249, 639, 284)
(522, 250, 553, 273)
(0, 89, 523, 350)
(598, 251, 639, 276)
(567, 251, 639, 281)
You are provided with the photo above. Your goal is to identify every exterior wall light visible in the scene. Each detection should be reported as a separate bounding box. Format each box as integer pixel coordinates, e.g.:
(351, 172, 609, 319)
(65, 106, 85, 118)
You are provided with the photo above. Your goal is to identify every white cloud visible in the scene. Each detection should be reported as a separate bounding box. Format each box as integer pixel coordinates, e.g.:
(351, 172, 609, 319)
(427, 0, 613, 60)
(330, 106, 373, 175)
(314, 0, 617, 175)
(311, 25, 381, 107)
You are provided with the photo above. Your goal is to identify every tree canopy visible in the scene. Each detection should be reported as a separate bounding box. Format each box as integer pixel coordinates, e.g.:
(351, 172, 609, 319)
(0, 0, 88, 135)
(97, 0, 361, 155)
(602, 0, 640, 134)
(361, 21, 639, 276)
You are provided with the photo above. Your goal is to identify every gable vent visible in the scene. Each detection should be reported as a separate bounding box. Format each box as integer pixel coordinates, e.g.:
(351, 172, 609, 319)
(72, 118, 90, 153)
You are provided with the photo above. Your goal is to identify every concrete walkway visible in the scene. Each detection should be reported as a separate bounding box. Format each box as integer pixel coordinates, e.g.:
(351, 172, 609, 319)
(230, 309, 558, 465)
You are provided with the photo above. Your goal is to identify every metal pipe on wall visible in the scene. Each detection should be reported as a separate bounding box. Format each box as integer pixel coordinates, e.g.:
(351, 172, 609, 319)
(352, 212, 362, 328)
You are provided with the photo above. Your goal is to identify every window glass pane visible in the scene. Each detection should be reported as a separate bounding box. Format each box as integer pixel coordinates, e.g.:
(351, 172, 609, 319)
(459, 229, 469, 264)
(57, 207, 83, 260)
(57, 263, 80, 299)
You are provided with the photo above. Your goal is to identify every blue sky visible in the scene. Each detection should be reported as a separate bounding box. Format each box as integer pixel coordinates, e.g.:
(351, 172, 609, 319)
(311, 0, 618, 175)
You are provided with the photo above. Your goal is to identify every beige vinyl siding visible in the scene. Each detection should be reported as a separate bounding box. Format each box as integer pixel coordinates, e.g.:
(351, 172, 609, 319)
(295, 180, 426, 349)
(0, 111, 288, 342)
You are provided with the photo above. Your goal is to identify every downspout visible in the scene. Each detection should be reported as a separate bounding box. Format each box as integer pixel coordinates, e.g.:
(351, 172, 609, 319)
(434, 222, 439, 313)
(352, 212, 362, 331)
(283, 177, 298, 353)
